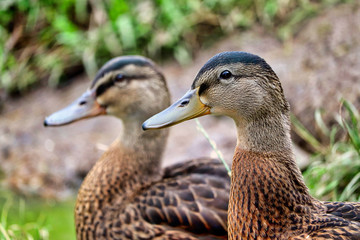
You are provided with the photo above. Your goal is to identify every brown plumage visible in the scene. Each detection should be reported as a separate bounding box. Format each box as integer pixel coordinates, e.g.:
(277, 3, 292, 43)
(142, 51, 360, 239)
(44, 56, 229, 239)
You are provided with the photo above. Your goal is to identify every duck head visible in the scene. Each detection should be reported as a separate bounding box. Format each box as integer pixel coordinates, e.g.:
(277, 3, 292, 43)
(44, 56, 170, 127)
(143, 51, 289, 130)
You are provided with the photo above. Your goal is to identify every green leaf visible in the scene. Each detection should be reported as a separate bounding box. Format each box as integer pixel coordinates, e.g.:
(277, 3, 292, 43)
(341, 99, 360, 154)
(291, 114, 323, 152)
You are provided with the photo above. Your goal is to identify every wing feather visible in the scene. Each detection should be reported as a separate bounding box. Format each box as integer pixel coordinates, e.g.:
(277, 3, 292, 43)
(136, 158, 230, 237)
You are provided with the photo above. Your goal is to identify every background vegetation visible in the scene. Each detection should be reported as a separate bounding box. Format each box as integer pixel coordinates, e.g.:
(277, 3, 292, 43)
(0, 190, 75, 240)
(0, 0, 351, 96)
(0, 0, 359, 239)
(295, 100, 360, 201)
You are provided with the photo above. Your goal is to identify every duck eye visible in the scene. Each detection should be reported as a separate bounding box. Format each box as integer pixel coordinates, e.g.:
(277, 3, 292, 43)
(113, 74, 124, 83)
(220, 70, 232, 79)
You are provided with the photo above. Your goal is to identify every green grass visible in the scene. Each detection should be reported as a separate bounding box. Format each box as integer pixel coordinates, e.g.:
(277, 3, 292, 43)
(293, 100, 360, 201)
(0, 0, 354, 95)
(0, 190, 75, 240)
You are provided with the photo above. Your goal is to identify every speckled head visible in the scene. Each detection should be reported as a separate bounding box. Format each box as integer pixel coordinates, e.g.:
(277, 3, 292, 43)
(91, 56, 165, 88)
(45, 56, 170, 127)
(193, 51, 272, 87)
(192, 51, 288, 118)
(143, 51, 289, 130)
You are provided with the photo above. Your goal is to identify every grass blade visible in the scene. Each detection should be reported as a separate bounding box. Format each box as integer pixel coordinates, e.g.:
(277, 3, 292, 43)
(315, 109, 330, 137)
(290, 114, 324, 153)
(339, 172, 360, 201)
(195, 119, 231, 177)
(0, 223, 11, 240)
(341, 99, 360, 155)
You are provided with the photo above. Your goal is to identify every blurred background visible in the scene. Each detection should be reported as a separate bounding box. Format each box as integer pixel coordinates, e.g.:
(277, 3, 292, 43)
(1, 0, 360, 239)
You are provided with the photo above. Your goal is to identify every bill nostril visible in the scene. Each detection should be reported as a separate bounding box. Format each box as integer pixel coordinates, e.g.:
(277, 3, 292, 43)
(79, 101, 87, 106)
(179, 99, 189, 107)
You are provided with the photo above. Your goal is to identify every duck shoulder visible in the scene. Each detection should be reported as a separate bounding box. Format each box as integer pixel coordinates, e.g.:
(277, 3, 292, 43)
(292, 218, 360, 240)
(323, 201, 360, 222)
(296, 209, 360, 239)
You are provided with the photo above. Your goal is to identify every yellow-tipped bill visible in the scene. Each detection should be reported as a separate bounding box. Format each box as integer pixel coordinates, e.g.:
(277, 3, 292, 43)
(142, 87, 210, 130)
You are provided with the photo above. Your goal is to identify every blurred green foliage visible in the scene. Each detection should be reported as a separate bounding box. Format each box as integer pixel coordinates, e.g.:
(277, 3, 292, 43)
(293, 100, 360, 201)
(0, 189, 75, 240)
(0, 0, 352, 95)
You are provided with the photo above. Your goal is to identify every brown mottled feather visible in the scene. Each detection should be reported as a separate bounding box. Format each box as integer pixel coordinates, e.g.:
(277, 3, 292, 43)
(138, 158, 229, 237)
(228, 150, 360, 239)
(75, 142, 229, 239)
(323, 201, 360, 223)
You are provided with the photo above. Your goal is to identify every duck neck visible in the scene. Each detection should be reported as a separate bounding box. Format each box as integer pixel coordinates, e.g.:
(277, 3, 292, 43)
(118, 116, 169, 175)
(235, 112, 293, 153)
(229, 114, 316, 239)
(75, 116, 169, 230)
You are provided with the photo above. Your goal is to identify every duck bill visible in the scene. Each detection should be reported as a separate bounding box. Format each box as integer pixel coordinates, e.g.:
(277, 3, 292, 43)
(44, 89, 106, 127)
(142, 87, 210, 130)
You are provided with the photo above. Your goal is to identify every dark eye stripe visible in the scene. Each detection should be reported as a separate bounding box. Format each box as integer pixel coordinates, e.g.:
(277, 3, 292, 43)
(95, 75, 151, 96)
(199, 83, 209, 95)
(96, 81, 114, 96)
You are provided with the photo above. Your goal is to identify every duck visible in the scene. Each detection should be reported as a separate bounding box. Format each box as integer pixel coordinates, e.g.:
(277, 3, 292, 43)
(143, 51, 360, 239)
(44, 56, 230, 240)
